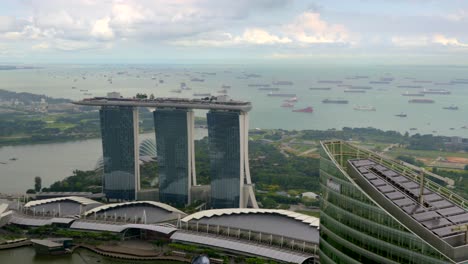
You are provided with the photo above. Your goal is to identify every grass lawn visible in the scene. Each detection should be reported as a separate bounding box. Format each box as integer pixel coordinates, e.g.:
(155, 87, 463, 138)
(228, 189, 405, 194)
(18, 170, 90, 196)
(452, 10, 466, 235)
(387, 147, 468, 159)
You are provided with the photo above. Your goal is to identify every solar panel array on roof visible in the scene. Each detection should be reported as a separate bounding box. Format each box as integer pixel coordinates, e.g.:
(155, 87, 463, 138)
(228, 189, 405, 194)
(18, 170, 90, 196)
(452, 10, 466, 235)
(349, 159, 468, 244)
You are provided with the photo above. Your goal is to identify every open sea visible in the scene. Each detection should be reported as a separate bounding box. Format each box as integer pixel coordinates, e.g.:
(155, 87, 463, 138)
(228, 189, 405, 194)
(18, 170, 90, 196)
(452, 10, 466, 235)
(1, 64, 467, 137)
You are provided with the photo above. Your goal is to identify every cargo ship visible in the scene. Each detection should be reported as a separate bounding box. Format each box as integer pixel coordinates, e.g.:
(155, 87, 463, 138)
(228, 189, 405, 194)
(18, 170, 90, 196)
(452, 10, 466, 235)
(353, 105, 376, 111)
(268, 92, 296, 97)
(309, 87, 331, 90)
(318, 80, 342, 84)
(248, 84, 270, 87)
(285, 97, 298, 103)
(193, 93, 211, 96)
(273, 81, 294, 85)
(322, 99, 349, 104)
(421, 89, 450, 95)
(292, 106, 313, 113)
(443, 105, 459, 110)
(402, 91, 424, 96)
(409, 99, 435, 103)
(344, 89, 366, 93)
(350, 86, 372, 90)
(281, 103, 294, 108)
(258, 87, 280, 91)
(397, 85, 422, 89)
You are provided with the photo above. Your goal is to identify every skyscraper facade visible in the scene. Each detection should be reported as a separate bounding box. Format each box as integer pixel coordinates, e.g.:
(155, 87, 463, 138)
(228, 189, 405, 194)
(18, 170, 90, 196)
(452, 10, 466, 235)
(319, 140, 466, 264)
(207, 110, 252, 208)
(154, 109, 195, 207)
(100, 106, 140, 200)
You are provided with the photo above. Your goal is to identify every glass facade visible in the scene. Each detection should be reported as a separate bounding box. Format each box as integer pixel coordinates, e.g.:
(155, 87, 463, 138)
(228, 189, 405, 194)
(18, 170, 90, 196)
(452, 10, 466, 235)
(319, 141, 450, 264)
(100, 106, 138, 201)
(207, 111, 241, 208)
(154, 109, 191, 207)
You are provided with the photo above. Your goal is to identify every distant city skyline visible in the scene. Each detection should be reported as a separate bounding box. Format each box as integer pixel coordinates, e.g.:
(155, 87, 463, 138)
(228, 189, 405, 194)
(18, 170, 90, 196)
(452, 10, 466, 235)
(1, 0, 468, 64)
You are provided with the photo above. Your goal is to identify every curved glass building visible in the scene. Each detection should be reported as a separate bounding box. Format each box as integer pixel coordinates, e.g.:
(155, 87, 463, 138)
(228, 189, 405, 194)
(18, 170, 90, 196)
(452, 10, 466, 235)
(319, 140, 468, 264)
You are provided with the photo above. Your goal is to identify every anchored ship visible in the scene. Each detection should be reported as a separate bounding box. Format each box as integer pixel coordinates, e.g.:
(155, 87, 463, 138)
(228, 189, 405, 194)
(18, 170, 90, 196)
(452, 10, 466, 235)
(292, 106, 313, 113)
(353, 105, 376, 111)
(322, 99, 349, 104)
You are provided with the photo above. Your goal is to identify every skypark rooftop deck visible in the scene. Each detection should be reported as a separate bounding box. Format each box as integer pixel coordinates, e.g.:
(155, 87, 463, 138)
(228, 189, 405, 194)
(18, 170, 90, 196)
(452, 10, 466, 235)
(72, 96, 252, 112)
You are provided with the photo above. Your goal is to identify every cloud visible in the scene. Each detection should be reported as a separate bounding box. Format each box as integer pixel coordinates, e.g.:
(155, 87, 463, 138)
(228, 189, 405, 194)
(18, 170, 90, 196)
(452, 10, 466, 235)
(238, 28, 291, 44)
(91, 17, 114, 40)
(284, 12, 349, 44)
(391, 34, 468, 48)
(432, 34, 468, 47)
(171, 28, 290, 46)
(391, 36, 429, 47)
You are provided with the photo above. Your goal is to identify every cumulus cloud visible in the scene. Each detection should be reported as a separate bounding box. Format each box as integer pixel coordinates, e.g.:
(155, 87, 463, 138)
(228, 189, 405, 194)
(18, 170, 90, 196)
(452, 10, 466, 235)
(432, 34, 468, 47)
(391, 34, 468, 48)
(284, 12, 349, 44)
(91, 17, 114, 40)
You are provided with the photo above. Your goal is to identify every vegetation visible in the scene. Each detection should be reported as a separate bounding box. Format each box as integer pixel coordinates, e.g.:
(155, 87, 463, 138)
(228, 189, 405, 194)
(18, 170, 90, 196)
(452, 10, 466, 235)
(396, 155, 425, 167)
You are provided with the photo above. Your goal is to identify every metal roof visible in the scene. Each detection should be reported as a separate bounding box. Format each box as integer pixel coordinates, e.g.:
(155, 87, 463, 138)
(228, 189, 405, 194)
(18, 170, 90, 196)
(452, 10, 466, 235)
(24, 196, 101, 208)
(9, 215, 75, 226)
(171, 231, 314, 264)
(84, 201, 185, 216)
(0, 204, 8, 215)
(182, 208, 320, 228)
(70, 221, 177, 235)
(30, 239, 63, 248)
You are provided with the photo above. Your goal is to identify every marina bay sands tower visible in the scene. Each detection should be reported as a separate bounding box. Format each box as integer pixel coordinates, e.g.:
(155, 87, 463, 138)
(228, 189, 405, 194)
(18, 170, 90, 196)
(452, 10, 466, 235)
(74, 95, 258, 208)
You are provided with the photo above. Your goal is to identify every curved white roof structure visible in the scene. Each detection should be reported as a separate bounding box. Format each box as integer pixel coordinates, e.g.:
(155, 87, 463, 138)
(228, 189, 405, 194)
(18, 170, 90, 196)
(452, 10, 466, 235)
(84, 201, 185, 216)
(182, 208, 320, 228)
(24, 196, 101, 208)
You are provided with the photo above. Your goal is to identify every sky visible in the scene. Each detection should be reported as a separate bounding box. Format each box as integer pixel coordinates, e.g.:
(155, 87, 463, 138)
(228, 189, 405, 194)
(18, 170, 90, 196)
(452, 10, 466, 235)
(1, 0, 468, 64)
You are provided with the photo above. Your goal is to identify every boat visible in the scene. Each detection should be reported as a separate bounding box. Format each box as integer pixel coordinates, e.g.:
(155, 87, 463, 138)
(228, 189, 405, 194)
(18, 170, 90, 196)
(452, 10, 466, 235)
(397, 85, 422, 89)
(221, 85, 231, 89)
(318, 80, 342, 84)
(292, 106, 313, 113)
(248, 84, 270, 87)
(413, 80, 432, 83)
(217, 89, 228, 94)
(171, 89, 182, 93)
(349, 86, 372, 90)
(353, 106, 376, 111)
(193, 93, 211, 96)
(421, 89, 450, 95)
(267, 92, 296, 97)
(322, 99, 349, 104)
(344, 89, 366, 93)
(309, 87, 331, 90)
(258, 87, 280, 91)
(191, 78, 204, 82)
(281, 103, 294, 108)
(443, 105, 459, 110)
(409, 99, 435, 103)
(273, 81, 294, 85)
(285, 97, 298, 103)
(410, 128, 417, 131)
(401, 91, 424, 97)
(369, 81, 390, 84)
(9, 157, 17, 161)
(395, 113, 407, 117)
